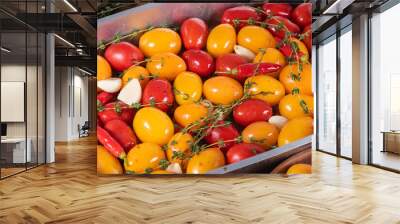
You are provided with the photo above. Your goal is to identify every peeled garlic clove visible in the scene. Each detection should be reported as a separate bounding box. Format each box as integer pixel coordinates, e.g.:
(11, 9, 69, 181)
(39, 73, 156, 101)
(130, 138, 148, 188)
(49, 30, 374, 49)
(117, 78, 142, 106)
(234, 45, 255, 61)
(97, 78, 122, 93)
(269, 115, 288, 130)
(166, 163, 182, 174)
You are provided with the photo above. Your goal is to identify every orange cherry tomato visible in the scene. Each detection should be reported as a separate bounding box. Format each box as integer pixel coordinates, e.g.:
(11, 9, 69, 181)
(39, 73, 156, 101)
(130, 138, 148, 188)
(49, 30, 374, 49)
(124, 142, 166, 174)
(174, 72, 203, 105)
(278, 116, 313, 147)
(287, 164, 311, 175)
(97, 55, 112, 81)
(146, 53, 187, 81)
(186, 148, 225, 174)
(237, 26, 276, 54)
(166, 132, 194, 169)
(203, 76, 243, 105)
(174, 103, 208, 129)
(133, 107, 174, 146)
(97, 145, 123, 174)
(242, 121, 279, 149)
(244, 75, 285, 106)
(279, 37, 309, 60)
(279, 94, 314, 119)
(139, 28, 182, 57)
(253, 48, 286, 78)
(151, 170, 174, 174)
(207, 24, 236, 57)
(279, 63, 312, 95)
(121, 65, 150, 88)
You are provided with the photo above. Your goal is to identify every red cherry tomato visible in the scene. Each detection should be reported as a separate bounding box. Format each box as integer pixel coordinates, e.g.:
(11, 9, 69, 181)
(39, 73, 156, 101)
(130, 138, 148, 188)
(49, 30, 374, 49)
(302, 25, 312, 52)
(182, 49, 215, 78)
(233, 99, 273, 126)
(262, 3, 293, 18)
(291, 3, 312, 28)
(216, 53, 248, 77)
(104, 119, 137, 152)
(97, 91, 116, 106)
(104, 42, 144, 72)
(226, 143, 265, 164)
(221, 6, 262, 29)
(204, 121, 240, 152)
(98, 102, 135, 125)
(180, 18, 208, 50)
(142, 79, 174, 112)
(265, 16, 300, 39)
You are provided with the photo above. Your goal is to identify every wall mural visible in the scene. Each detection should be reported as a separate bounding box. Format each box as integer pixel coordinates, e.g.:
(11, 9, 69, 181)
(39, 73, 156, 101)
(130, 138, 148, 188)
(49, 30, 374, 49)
(96, 2, 313, 175)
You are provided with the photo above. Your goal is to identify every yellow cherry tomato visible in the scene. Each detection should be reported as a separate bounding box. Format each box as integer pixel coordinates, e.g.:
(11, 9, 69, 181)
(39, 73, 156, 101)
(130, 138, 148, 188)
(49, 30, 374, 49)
(186, 148, 225, 174)
(244, 75, 285, 106)
(253, 48, 286, 78)
(167, 132, 194, 169)
(133, 107, 174, 145)
(238, 26, 276, 54)
(139, 28, 182, 57)
(97, 145, 123, 175)
(203, 76, 243, 105)
(207, 24, 236, 57)
(279, 94, 314, 120)
(288, 37, 309, 60)
(242, 121, 279, 149)
(97, 55, 112, 81)
(174, 103, 208, 129)
(278, 117, 313, 147)
(146, 52, 186, 81)
(174, 72, 203, 105)
(286, 164, 312, 175)
(122, 65, 150, 88)
(279, 63, 312, 95)
(124, 142, 166, 174)
(151, 170, 174, 174)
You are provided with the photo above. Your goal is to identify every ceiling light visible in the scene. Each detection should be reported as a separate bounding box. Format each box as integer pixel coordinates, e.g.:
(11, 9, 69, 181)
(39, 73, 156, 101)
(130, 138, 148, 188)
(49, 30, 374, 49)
(1, 47, 11, 53)
(63, 0, 78, 12)
(54, 34, 75, 48)
(77, 67, 93, 76)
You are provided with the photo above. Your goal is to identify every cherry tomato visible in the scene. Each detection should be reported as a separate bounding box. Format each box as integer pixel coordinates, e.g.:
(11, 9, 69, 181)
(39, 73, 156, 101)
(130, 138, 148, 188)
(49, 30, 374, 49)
(97, 55, 112, 80)
(173, 72, 202, 105)
(287, 164, 311, 174)
(244, 75, 285, 106)
(182, 50, 215, 78)
(216, 53, 248, 76)
(262, 3, 293, 17)
(104, 41, 144, 72)
(277, 37, 309, 61)
(146, 52, 187, 81)
(166, 132, 193, 169)
(104, 119, 137, 153)
(253, 48, 286, 78)
(205, 121, 240, 151)
(302, 25, 312, 52)
(265, 16, 300, 39)
(139, 28, 182, 57)
(186, 147, 225, 174)
(133, 107, 174, 146)
(121, 65, 150, 88)
(237, 26, 276, 54)
(203, 76, 243, 105)
(226, 143, 265, 164)
(233, 99, 273, 126)
(279, 63, 312, 95)
(221, 6, 262, 29)
(278, 116, 313, 147)
(242, 121, 279, 149)
(124, 142, 166, 174)
(180, 18, 208, 50)
(142, 78, 174, 112)
(291, 3, 312, 28)
(174, 103, 208, 129)
(97, 145, 123, 174)
(97, 102, 135, 125)
(279, 94, 314, 119)
(207, 24, 236, 57)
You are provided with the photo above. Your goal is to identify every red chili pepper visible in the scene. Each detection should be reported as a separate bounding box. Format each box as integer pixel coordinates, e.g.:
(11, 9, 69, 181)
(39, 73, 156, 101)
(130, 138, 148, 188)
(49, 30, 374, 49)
(98, 102, 135, 125)
(97, 92, 117, 105)
(104, 119, 137, 153)
(97, 125, 126, 159)
(230, 63, 282, 81)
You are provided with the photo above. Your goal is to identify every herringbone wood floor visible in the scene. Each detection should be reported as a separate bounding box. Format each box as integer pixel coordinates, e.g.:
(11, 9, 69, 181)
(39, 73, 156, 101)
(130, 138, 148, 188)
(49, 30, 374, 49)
(0, 136, 400, 224)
